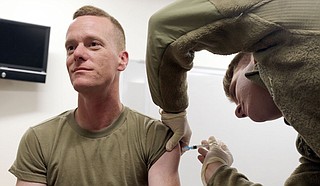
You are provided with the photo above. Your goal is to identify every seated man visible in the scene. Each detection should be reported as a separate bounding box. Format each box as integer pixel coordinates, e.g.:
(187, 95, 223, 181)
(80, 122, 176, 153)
(9, 5, 180, 186)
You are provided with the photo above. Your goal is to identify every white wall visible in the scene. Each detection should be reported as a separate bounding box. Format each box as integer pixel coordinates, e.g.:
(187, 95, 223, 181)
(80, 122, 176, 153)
(0, 0, 300, 185)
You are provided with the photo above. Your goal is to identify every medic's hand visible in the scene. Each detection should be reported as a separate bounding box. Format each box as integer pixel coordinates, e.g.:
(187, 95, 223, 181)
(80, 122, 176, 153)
(161, 110, 192, 152)
(198, 136, 233, 185)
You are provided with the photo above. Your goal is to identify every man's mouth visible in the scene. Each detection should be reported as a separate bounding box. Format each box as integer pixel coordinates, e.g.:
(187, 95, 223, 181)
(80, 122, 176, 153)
(72, 67, 91, 73)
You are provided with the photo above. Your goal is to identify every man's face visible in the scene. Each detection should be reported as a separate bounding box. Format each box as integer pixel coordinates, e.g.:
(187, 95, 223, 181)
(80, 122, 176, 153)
(229, 58, 282, 122)
(65, 16, 128, 94)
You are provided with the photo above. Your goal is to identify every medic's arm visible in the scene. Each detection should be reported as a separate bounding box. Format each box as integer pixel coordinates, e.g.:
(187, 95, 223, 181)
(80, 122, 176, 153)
(145, 0, 265, 113)
(146, 0, 223, 113)
(145, 0, 277, 152)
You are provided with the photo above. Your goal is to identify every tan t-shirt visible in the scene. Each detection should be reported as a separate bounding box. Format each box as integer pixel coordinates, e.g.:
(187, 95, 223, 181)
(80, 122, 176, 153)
(9, 106, 172, 186)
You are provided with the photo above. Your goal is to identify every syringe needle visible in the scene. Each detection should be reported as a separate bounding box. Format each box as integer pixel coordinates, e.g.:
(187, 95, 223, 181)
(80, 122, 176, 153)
(182, 143, 211, 152)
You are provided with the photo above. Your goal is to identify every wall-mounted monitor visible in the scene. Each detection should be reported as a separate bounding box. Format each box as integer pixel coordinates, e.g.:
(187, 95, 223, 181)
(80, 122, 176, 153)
(0, 18, 50, 83)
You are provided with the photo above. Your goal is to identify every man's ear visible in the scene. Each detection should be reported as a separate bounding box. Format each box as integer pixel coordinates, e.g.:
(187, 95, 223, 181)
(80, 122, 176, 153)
(117, 51, 129, 71)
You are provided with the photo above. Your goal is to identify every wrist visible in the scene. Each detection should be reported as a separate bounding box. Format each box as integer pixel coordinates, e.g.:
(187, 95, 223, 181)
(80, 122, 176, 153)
(205, 161, 224, 182)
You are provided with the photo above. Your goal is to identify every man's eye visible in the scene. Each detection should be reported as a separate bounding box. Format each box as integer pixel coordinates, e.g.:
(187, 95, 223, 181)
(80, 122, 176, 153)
(66, 45, 75, 55)
(90, 41, 101, 48)
(67, 46, 74, 51)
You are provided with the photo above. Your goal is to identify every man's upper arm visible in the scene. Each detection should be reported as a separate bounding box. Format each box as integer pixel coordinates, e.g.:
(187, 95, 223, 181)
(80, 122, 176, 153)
(9, 128, 47, 183)
(16, 180, 46, 186)
(148, 144, 181, 186)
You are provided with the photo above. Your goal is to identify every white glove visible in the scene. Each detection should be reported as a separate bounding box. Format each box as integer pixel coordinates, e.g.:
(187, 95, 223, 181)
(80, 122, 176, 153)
(161, 110, 192, 151)
(200, 136, 233, 185)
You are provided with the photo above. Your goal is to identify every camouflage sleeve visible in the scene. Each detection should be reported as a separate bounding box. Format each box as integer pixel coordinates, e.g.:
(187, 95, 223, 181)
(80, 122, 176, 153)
(145, 0, 268, 112)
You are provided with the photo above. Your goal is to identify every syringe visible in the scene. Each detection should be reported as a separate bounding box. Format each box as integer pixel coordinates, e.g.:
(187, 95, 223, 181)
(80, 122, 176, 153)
(182, 143, 211, 152)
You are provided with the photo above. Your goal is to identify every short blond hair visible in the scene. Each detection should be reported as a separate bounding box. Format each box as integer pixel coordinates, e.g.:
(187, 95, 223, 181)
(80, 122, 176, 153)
(73, 5, 126, 50)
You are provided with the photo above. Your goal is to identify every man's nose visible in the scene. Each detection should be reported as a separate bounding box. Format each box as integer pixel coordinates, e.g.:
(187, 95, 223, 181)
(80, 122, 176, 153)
(235, 105, 247, 118)
(73, 44, 87, 62)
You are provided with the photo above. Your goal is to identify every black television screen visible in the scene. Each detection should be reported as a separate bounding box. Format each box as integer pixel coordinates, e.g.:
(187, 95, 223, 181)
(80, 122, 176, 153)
(0, 18, 50, 83)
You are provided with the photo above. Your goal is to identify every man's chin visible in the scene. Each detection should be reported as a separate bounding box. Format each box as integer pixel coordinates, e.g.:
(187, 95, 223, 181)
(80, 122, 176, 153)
(250, 115, 281, 122)
(72, 82, 95, 93)
(251, 118, 266, 122)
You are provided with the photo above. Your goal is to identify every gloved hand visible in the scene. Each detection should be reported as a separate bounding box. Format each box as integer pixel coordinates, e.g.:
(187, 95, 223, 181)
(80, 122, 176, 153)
(198, 136, 233, 185)
(161, 110, 192, 152)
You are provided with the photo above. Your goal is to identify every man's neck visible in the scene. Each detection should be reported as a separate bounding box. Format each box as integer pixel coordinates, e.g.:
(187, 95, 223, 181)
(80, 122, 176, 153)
(75, 93, 123, 131)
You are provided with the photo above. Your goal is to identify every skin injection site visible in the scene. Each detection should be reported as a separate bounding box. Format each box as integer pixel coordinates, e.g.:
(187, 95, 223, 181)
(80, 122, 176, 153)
(1, 0, 319, 186)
